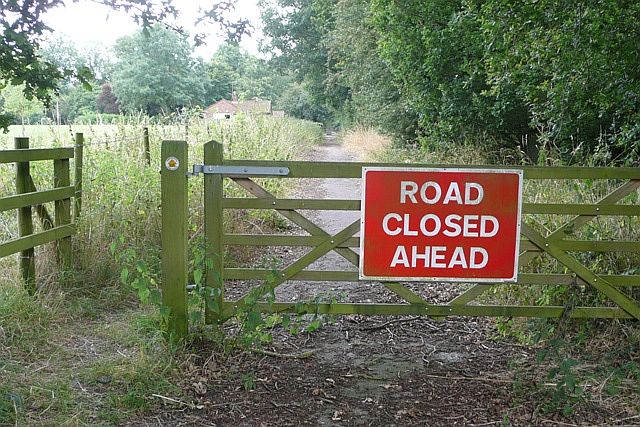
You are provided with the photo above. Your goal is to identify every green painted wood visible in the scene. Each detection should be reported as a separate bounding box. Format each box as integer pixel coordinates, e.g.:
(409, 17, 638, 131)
(225, 220, 361, 317)
(245, 302, 632, 319)
(0, 186, 75, 213)
(0, 147, 73, 163)
(224, 268, 358, 281)
(0, 224, 75, 258)
(223, 269, 640, 287)
(204, 140, 225, 324)
(54, 158, 72, 269)
(232, 178, 360, 266)
(518, 273, 640, 286)
(226, 199, 640, 215)
(523, 203, 640, 216)
(383, 283, 429, 305)
(519, 180, 640, 268)
(161, 140, 189, 337)
(223, 160, 640, 180)
(143, 127, 151, 166)
(521, 240, 640, 252)
(74, 133, 83, 221)
(449, 284, 493, 306)
(224, 198, 361, 210)
(521, 223, 640, 320)
(27, 174, 54, 230)
(14, 137, 35, 293)
(224, 234, 360, 247)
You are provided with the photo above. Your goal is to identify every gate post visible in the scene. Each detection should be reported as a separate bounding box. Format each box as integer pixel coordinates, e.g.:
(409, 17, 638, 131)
(204, 141, 224, 324)
(15, 137, 36, 294)
(161, 140, 188, 337)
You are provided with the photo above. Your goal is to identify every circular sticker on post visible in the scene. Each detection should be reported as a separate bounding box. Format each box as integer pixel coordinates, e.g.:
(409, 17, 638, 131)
(165, 156, 180, 171)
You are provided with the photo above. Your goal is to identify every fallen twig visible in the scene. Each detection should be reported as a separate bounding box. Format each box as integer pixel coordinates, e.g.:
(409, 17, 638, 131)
(151, 393, 194, 408)
(249, 348, 315, 359)
(359, 316, 426, 331)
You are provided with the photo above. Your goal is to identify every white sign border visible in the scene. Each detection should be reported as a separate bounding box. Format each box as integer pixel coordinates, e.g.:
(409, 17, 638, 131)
(358, 167, 524, 283)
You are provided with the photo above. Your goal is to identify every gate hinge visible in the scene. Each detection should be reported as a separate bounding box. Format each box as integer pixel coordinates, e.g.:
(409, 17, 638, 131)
(189, 165, 290, 177)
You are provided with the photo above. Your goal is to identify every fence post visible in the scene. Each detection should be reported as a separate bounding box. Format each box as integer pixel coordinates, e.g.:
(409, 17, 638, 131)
(161, 140, 188, 337)
(54, 155, 72, 269)
(143, 127, 150, 166)
(74, 133, 83, 221)
(15, 137, 36, 294)
(204, 140, 224, 324)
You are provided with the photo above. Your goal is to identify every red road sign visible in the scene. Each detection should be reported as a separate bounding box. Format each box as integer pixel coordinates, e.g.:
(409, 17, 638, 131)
(359, 167, 523, 282)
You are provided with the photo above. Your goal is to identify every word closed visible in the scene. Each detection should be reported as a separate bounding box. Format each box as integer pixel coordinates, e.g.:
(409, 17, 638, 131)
(359, 167, 523, 282)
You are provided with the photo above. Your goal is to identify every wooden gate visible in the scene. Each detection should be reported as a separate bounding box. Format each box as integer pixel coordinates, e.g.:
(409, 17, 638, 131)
(161, 140, 640, 336)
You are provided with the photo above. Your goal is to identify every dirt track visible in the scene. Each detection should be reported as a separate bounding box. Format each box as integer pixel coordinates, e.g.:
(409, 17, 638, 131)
(129, 136, 636, 426)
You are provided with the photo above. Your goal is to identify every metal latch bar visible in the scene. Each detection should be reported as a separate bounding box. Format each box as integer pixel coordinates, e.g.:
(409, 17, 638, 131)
(190, 165, 290, 177)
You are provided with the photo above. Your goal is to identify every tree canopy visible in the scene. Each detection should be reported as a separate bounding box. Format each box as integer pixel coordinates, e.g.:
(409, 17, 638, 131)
(111, 25, 207, 115)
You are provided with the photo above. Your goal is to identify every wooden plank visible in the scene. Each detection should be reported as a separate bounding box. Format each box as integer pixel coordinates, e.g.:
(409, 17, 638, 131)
(54, 158, 72, 269)
(524, 203, 640, 215)
(204, 141, 225, 324)
(521, 223, 640, 320)
(520, 240, 640, 252)
(223, 234, 359, 247)
(0, 224, 75, 258)
(232, 178, 360, 266)
(449, 284, 493, 306)
(0, 147, 74, 163)
(14, 137, 35, 293)
(0, 186, 75, 213)
(223, 160, 640, 180)
(223, 269, 640, 286)
(519, 180, 640, 268)
(226, 199, 640, 214)
(383, 282, 429, 305)
(161, 140, 189, 337)
(227, 235, 640, 252)
(225, 220, 361, 317)
(143, 127, 151, 166)
(27, 174, 54, 230)
(224, 198, 360, 210)
(245, 302, 632, 319)
(74, 133, 83, 221)
(224, 268, 358, 281)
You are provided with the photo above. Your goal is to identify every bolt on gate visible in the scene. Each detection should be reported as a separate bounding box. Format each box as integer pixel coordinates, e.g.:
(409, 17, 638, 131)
(161, 140, 640, 337)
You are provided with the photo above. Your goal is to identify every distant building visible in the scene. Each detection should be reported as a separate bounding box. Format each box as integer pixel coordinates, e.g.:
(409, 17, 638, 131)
(272, 110, 286, 118)
(204, 95, 272, 120)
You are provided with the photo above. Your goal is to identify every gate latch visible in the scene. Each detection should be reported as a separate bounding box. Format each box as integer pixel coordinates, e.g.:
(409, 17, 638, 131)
(189, 165, 290, 177)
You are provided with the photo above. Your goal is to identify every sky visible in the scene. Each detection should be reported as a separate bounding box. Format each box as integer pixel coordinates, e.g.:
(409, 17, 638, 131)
(42, 0, 263, 59)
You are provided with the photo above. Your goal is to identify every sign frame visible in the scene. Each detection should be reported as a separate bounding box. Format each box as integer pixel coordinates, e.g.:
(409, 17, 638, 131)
(359, 166, 524, 283)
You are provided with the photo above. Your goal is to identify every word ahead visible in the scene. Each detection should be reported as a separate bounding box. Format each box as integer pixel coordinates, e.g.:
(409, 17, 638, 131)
(359, 167, 523, 282)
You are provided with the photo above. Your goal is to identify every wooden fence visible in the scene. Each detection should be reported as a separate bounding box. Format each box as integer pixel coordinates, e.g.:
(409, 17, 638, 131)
(0, 135, 83, 293)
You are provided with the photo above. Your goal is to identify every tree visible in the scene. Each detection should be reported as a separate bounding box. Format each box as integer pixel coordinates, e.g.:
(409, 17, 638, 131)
(97, 83, 120, 114)
(111, 25, 207, 115)
(207, 43, 295, 104)
(1, 84, 44, 126)
(0, 0, 249, 130)
(327, 0, 417, 140)
(260, 0, 348, 119)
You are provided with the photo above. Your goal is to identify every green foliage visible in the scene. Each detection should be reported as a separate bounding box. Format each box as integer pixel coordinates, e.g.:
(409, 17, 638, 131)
(0, 84, 45, 125)
(112, 25, 208, 115)
(260, 0, 349, 120)
(327, 0, 417, 139)
(371, 0, 640, 159)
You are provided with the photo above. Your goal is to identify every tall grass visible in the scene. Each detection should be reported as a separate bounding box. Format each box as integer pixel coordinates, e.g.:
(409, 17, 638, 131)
(0, 114, 322, 425)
